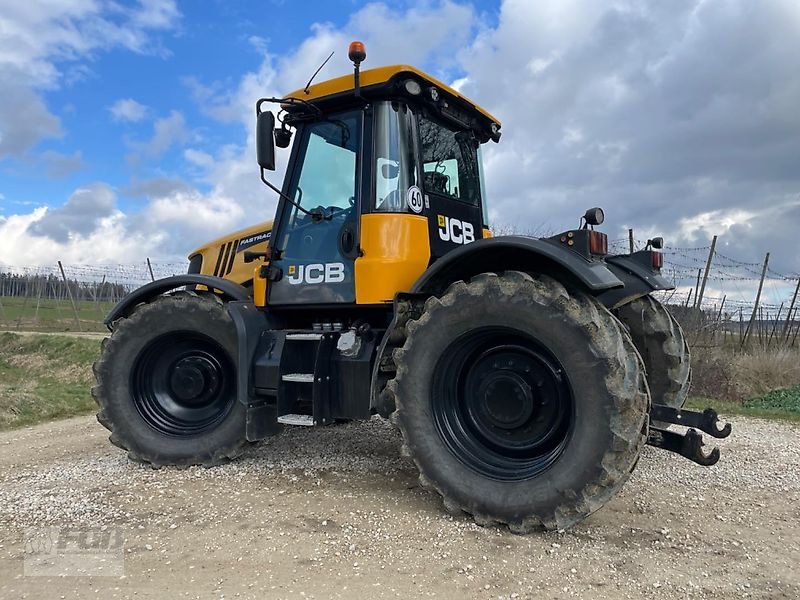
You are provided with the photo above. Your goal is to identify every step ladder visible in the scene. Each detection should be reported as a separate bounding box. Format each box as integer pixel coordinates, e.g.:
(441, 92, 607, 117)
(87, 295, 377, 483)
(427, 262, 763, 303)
(276, 331, 339, 426)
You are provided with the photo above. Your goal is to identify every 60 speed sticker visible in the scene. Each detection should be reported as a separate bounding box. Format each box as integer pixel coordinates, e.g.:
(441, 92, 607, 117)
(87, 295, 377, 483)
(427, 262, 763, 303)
(406, 185, 424, 214)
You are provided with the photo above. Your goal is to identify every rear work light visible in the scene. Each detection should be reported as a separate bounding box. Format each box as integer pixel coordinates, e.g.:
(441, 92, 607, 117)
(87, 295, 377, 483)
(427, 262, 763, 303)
(589, 231, 608, 255)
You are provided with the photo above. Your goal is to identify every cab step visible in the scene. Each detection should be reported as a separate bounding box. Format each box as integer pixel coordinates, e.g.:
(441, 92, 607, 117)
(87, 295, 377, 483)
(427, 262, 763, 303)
(285, 333, 324, 341)
(282, 373, 315, 383)
(277, 414, 315, 426)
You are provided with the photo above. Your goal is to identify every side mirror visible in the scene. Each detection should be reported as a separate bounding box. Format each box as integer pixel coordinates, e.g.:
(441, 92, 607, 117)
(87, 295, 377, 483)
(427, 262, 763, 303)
(256, 111, 276, 171)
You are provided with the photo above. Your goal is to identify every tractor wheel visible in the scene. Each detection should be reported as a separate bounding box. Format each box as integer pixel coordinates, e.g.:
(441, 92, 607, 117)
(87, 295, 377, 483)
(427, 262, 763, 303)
(93, 293, 272, 467)
(616, 295, 691, 422)
(387, 272, 649, 532)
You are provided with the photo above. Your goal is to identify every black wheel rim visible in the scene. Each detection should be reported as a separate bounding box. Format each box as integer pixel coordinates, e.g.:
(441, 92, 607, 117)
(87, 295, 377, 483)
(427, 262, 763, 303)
(432, 327, 574, 481)
(131, 332, 235, 437)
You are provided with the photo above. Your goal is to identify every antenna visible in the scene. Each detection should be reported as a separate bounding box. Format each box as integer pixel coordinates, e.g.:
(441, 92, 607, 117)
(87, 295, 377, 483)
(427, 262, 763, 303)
(303, 51, 335, 95)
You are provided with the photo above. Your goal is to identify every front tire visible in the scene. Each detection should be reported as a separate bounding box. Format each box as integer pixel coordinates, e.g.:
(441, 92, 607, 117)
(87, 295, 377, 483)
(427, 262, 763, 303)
(388, 272, 649, 532)
(92, 293, 263, 466)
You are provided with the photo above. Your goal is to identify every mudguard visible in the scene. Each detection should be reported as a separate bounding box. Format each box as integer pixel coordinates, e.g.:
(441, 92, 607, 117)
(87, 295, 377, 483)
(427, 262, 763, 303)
(599, 252, 675, 309)
(104, 274, 252, 326)
(411, 235, 623, 296)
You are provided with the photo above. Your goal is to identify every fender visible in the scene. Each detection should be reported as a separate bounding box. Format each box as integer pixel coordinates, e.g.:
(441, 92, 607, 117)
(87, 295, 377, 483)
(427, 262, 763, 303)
(412, 235, 623, 296)
(599, 252, 675, 309)
(104, 274, 252, 326)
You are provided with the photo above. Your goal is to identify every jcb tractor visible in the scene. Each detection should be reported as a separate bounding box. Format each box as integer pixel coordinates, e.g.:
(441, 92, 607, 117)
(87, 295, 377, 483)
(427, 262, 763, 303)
(94, 42, 730, 532)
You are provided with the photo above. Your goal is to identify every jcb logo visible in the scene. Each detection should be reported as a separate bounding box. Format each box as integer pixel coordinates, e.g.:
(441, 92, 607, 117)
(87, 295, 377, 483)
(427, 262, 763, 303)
(287, 263, 346, 285)
(437, 215, 475, 245)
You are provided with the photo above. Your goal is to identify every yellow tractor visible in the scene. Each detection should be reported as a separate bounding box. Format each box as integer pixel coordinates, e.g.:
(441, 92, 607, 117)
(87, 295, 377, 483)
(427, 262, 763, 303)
(94, 42, 730, 532)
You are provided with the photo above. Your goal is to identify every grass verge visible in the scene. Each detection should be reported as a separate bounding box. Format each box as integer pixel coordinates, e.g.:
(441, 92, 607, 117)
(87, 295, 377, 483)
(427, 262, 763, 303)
(687, 386, 800, 423)
(0, 332, 100, 430)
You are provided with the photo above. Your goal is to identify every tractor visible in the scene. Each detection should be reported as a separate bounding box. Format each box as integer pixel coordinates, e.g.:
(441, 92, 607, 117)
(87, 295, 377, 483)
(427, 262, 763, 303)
(93, 42, 730, 532)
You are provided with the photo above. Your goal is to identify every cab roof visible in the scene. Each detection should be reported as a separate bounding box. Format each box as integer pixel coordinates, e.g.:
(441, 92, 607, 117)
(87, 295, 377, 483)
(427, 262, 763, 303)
(283, 64, 501, 128)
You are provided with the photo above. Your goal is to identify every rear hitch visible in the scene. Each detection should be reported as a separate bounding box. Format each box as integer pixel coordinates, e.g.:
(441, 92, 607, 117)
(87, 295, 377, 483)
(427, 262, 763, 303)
(650, 405, 732, 439)
(647, 427, 720, 466)
(646, 406, 732, 467)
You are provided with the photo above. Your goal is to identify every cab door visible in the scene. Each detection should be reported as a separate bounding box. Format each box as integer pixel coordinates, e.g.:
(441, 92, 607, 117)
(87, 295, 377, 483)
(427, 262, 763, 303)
(417, 113, 484, 260)
(268, 110, 362, 306)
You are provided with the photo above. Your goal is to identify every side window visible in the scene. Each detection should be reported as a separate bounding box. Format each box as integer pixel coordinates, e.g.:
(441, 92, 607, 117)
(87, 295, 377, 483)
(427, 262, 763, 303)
(419, 115, 481, 206)
(373, 102, 419, 213)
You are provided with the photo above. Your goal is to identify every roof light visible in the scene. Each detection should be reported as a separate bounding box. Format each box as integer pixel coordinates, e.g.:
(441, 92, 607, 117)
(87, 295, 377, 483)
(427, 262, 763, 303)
(348, 41, 366, 65)
(404, 79, 422, 95)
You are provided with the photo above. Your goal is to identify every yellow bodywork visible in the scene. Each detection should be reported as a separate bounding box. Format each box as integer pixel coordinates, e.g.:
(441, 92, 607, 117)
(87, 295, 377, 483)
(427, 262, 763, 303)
(354, 214, 431, 304)
(284, 65, 501, 127)
(189, 220, 273, 287)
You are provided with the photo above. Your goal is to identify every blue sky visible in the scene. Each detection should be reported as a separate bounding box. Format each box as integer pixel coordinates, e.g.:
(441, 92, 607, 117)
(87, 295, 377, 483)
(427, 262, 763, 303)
(1, 0, 799, 304)
(2, 1, 404, 212)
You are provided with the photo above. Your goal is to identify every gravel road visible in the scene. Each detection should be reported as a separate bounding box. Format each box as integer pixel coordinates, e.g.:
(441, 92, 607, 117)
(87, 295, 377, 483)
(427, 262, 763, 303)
(0, 414, 798, 599)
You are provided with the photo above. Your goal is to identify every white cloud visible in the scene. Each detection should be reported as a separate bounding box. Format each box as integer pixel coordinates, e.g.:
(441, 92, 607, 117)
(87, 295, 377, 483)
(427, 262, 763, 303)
(0, 185, 246, 266)
(128, 110, 190, 162)
(109, 98, 149, 122)
(41, 150, 84, 178)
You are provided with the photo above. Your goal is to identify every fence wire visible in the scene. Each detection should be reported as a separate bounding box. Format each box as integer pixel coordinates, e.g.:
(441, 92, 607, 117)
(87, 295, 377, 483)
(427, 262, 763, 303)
(0, 243, 798, 347)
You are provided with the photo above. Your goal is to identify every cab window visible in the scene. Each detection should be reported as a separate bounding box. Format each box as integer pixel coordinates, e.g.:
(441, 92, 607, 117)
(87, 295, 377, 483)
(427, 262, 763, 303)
(419, 115, 482, 206)
(373, 102, 419, 212)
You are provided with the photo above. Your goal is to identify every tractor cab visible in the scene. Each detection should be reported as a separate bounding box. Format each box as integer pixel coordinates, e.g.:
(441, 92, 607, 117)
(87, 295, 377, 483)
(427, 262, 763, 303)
(252, 43, 501, 308)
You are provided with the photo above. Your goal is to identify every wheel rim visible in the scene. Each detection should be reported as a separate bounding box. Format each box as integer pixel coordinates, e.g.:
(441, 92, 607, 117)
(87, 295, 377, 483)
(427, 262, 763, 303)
(432, 327, 574, 481)
(131, 332, 235, 436)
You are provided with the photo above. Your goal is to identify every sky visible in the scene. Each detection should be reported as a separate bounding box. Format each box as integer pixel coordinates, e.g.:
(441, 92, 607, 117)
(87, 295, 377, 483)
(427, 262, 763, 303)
(1, 0, 799, 300)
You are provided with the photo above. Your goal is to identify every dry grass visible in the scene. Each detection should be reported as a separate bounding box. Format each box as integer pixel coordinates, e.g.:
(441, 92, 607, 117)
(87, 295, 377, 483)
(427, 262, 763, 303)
(691, 345, 800, 404)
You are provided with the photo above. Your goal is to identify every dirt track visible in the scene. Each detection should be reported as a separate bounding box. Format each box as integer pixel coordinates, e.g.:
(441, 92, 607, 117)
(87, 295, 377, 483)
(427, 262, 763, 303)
(0, 414, 798, 599)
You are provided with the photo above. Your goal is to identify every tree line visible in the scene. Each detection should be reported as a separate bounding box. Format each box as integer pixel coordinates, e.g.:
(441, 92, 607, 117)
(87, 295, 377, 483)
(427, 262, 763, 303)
(0, 271, 130, 303)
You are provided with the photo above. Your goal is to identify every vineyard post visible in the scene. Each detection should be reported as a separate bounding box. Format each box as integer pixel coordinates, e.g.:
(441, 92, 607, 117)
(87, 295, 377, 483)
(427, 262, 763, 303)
(95, 275, 106, 315)
(783, 277, 800, 340)
(714, 295, 726, 345)
(696, 235, 717, 314)
(628, 229, 635, 254)
(33, 275, 45, 324)
(742, 252, 769, 348)
(692, 268, 702, 310)
(14, 277, 32, 330)
(767, 302, 783, 348)
(58, 261, 83, 332)
(146, 257, 155, 282)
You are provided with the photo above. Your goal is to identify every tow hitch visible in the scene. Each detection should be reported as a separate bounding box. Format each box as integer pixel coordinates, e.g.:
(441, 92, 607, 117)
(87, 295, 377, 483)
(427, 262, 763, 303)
(646, 406, 732, 466)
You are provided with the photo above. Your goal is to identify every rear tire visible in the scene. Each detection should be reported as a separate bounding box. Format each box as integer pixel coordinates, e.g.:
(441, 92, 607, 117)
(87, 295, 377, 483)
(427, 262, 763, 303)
(616, 296, 691, 421)
(388, 272, 649, 532)
(93, 293, 271, 467)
